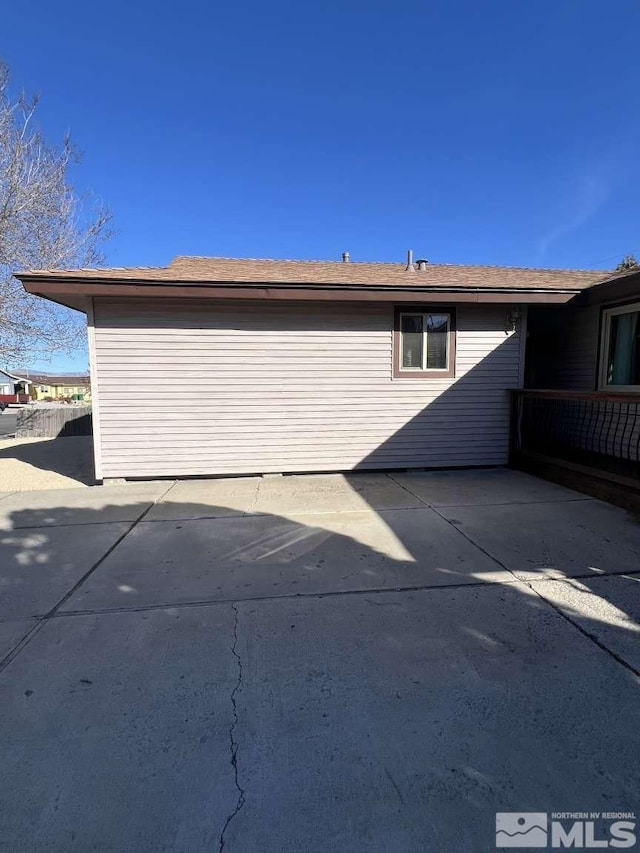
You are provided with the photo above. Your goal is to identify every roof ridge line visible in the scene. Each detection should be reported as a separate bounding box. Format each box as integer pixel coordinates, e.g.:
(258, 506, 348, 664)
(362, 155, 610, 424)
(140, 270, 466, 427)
(170, 256, 607, 274)
(19, 257, 609, 276)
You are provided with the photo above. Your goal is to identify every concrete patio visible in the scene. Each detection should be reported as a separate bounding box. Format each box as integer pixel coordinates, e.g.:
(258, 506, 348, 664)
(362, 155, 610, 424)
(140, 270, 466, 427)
(0, 468, 639, 852)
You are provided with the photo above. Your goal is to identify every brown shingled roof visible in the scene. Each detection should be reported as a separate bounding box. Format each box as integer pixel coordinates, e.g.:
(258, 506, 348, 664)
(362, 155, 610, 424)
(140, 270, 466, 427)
(13, 372, 90, 385)
(19, 255, 607, 292)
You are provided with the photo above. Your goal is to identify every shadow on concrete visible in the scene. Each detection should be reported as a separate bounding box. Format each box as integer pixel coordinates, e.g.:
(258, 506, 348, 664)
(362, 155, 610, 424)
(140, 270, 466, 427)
(0, 485, 639, 852)
(57, 411, 92, 437)
(0, 436, 95, 486)
(0, 491, 638, 668)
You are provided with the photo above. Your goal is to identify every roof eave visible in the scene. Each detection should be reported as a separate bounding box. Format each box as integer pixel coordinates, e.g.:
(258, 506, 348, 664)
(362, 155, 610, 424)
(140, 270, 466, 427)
(0, 370, 31, 384)
(573, 268, 640, 307)
(20, 276, 584, 308)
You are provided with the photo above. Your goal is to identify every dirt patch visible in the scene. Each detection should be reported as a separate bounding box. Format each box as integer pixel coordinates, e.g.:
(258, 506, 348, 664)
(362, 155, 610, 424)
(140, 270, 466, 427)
(0, 436, 94, 490)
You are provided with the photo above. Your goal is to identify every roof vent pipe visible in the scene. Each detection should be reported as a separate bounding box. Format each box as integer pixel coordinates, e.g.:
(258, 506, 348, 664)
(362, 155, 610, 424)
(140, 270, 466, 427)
(416, 259, 428, 271)
(405, 249, 415, 272)
(342, 252, 350, 263)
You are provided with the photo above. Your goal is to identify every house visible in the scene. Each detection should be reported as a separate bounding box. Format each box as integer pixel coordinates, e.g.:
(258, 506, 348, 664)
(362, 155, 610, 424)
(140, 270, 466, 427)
(525, 266, 640, 391)
(17, 254, 610, 483)
(13, 373, 91, 402)
(0, 369, 31, 404)
(512, 266, 640, 506)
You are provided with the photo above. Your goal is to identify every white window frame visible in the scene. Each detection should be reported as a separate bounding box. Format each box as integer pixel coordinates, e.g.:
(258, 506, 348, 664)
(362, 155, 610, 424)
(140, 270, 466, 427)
(398, 311, 451, 373)
(599, 301, 640, 392)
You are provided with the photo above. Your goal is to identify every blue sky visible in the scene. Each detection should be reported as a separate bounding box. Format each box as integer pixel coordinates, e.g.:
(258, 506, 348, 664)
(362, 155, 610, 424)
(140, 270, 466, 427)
(3, 0, 640, 370)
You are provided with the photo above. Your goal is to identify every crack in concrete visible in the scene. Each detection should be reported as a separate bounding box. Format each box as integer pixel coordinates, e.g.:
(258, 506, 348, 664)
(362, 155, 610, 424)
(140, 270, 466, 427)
(219, 602, 246, 852)
(384, 766, 404, 806)
(241, 478, 262, 518)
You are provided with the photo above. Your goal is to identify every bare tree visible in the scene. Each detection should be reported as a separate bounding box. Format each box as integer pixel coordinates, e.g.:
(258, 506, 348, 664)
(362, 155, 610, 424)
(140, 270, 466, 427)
(0, 62, 111, 364)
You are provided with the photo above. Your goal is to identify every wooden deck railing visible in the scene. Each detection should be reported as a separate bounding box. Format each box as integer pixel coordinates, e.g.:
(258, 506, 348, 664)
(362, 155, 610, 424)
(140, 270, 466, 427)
(511, 389, 640, 481)
(0, 394, 29, 404)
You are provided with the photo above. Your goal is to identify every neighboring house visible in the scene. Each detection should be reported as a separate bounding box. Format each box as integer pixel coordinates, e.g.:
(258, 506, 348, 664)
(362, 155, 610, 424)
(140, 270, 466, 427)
(13, 373, 91, 402)
(0, 369, 31, 403)
(17, 254, 611, 483)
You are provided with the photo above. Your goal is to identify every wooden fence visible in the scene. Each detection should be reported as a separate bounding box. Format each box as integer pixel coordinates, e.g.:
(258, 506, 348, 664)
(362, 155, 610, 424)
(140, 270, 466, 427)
(17, 406, 93, 438)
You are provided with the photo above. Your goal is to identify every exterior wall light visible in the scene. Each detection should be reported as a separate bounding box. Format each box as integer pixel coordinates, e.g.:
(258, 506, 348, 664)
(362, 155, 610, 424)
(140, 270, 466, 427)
(506, 307, 522, 333)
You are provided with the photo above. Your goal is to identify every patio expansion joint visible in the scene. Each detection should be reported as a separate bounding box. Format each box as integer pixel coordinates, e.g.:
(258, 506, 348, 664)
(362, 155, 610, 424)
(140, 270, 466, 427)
(0, 480, 178, 676)
(432, 497, 595, 509)
(219, 602, 247, 852)
(525, 580, 640, 679)
(119, 499, 595, 527)
(18, 568, 639, 621)
(386, 473, 640, 677)
(53, 578, 522, 619)
(432, 508, 640, 678)
(387, 472, 521, 576)
(434, 506, 640, 679)
(140, 505, 432, 524)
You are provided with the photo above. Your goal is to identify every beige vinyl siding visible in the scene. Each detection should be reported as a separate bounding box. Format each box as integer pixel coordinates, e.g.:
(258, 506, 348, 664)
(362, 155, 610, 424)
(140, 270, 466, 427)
(87, 299, 103, 480)
(553, 304, 600, 391)
(92, 298, 523, 478)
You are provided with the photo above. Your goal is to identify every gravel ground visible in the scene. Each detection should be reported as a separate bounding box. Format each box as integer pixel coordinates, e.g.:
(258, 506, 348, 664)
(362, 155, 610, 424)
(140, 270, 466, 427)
(0, 435, 94, 490)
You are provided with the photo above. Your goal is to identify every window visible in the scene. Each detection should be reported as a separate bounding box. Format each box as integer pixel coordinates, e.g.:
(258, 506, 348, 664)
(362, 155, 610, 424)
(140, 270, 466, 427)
(600, 302, 640, 389)
(393, 306, 456, 378)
